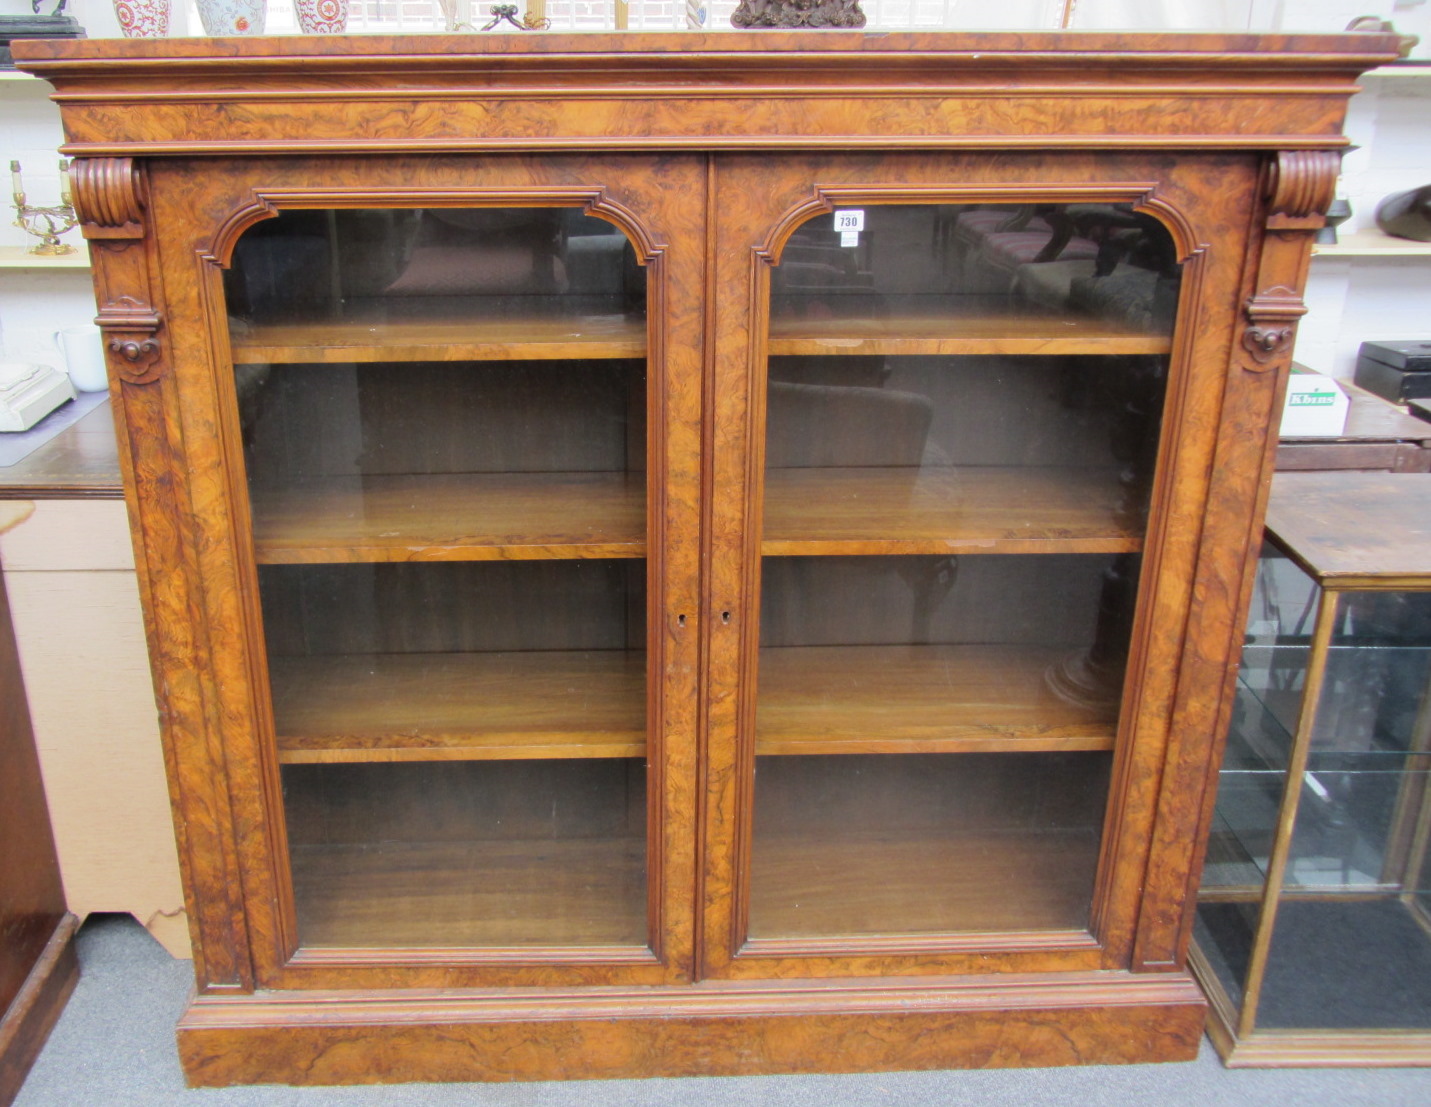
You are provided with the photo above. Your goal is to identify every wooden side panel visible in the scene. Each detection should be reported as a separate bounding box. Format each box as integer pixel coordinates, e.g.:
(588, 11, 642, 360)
(0, 535, 69, 1004)
(0, 917, 78, 1107)
(75, 158, 252, 991)
(0, 531, 78, 1106)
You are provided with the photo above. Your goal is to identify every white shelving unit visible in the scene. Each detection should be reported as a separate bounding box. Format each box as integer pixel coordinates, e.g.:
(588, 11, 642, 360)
(1313, 229, 1431, 258)
(1, 64, 97, 357)
(1296, 58, 1431, 381)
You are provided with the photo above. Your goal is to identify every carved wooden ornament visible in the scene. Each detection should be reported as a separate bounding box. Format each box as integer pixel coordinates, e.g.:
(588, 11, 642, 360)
(69, 156, 145, 238)
(1242, 285, 1307, 371)
(67, 157, 166, 384)
(730, 0, 865, 29)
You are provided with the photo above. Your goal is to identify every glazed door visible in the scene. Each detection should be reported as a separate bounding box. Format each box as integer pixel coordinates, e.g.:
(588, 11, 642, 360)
(152, 156, 704, 990)
(703, 153, 1255, 979)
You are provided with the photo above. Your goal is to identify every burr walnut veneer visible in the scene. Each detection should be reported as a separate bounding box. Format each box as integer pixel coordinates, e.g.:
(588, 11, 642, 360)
(14, 29, 1405, 1086)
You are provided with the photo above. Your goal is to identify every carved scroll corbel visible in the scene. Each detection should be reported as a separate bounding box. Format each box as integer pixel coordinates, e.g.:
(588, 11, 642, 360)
(69, 157, 166, 385)
(1265, 150, 1341, 231)
(1238, 151, 1340, 374)
(70, 157, 146, 240)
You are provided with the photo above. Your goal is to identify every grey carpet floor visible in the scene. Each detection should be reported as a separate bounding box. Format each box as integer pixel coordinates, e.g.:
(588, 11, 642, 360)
(13, 914, 1431, 1106)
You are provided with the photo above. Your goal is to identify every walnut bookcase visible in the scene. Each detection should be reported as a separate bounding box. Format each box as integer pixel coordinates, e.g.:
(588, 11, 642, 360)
(14, 29, 1405, 1086)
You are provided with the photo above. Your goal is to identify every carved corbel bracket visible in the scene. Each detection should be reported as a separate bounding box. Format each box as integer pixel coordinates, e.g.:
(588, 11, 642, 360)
(102, 296, 164, 385)
(70, 157, 145, 240)
(1241, 286, 1307, 371)
(1235, 150, 1340, 373)
(67, 157, 167, 385)
(1266, 150, 1341, 231)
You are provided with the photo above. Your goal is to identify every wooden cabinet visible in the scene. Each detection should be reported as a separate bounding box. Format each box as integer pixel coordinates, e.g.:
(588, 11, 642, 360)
(0, 504, 77, 1107)
(14, 29, 1405, 1086)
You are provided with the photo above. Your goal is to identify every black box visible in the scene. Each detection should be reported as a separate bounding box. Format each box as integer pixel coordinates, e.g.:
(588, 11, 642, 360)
(0, 16, 85, 70)
(1354, 340, 1431, 404)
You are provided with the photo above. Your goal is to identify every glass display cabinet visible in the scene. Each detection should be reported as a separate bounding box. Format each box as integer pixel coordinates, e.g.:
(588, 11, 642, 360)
(15, 29, 1405, 1087)
(1195, 471, 1431, 1066)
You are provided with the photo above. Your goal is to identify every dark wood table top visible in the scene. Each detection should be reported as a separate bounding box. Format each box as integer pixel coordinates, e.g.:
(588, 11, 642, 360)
(0, 400, 122, 499)
(1267, 470, 1431, 587)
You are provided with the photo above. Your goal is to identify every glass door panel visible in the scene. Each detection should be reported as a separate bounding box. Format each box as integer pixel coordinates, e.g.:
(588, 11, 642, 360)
(228, 206, 651, 950)
(753, 202, 1179, 940)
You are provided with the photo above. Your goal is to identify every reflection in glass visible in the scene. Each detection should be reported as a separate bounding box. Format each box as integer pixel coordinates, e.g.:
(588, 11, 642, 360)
(227, 207, 650, 950)
(752, 203, 1180, 940)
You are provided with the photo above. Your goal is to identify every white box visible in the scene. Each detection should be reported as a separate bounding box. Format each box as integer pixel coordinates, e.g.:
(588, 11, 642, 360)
(1280, 366, 1349, 437)
(0, 361, 77, 432)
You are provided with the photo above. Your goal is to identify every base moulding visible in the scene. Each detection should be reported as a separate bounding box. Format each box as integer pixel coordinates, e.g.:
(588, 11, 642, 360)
(178, 968, 1207, 1085)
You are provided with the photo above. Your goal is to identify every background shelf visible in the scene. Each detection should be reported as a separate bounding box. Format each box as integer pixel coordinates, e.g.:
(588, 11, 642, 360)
(1312, 231, 1431, 259)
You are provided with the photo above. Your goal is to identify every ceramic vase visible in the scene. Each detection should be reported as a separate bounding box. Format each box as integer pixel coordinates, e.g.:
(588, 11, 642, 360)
(112, 0, 171, 36)
(196, 0, 267, 35)
(296, 0, 348, 33)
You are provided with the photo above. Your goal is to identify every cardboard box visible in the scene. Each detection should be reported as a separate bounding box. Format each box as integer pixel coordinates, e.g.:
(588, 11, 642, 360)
(1281, 366, 1349, 437)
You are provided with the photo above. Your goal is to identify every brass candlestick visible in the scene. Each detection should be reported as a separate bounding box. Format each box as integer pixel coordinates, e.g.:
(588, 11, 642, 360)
(10, 159, 79, 256)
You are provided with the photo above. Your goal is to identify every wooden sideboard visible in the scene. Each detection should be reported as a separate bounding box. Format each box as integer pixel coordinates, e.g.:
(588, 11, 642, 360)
(15, 28, 1406, 1086)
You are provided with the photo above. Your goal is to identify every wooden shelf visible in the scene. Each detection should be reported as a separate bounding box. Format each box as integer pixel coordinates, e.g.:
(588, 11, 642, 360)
(0, 245, 88, 269)
(250, 471, 645, 564)
(231, 313, 646, 364)
(762, 466, 1144, 556)
(271, 649, 646, 763)
(757, 644, 1118, 755)
(290, 837, 647, 948)
(768, 307, 1171, 357)
(1312, 230, 1431, 258)
(1365, 64, 1431, 80)
(273, 642, 1113, 763)
(290, 826, 1095, 949)
(749, 827, 1099, 937)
